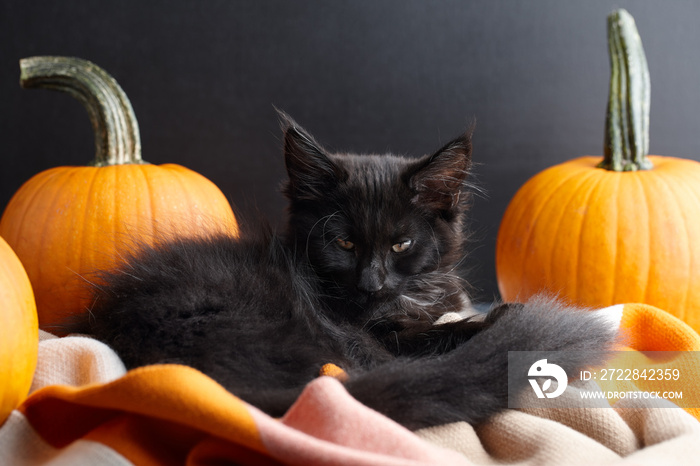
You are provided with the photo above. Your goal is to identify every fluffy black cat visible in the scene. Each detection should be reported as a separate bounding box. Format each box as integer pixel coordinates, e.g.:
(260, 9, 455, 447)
(75, 114, 617, 430)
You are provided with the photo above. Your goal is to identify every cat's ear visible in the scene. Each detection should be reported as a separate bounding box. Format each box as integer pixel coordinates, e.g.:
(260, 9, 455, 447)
(278, 111, 346, 201)
(407, 128, 473, 213)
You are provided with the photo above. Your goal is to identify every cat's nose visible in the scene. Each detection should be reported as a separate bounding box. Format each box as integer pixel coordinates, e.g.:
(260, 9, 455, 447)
(358, 267, 384, 293)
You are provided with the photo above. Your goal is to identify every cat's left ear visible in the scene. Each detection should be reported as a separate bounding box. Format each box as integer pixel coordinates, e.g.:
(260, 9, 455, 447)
(407, 128, 473, 213)
(278, 111, 347, 201)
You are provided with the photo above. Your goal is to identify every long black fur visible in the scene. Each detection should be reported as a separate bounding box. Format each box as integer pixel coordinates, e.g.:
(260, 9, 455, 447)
(74, 114, 618, 430)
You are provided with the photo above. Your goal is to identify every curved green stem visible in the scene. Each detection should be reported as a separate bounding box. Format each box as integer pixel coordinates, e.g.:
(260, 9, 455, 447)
(598, 9, 652, 172)
(19, 56, 145, 166)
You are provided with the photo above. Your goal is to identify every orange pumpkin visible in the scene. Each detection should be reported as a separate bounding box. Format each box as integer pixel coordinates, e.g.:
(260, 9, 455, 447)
(496, 10, 700, 332)
(0, 57, 238, 332)
(0, 236, 38, 426)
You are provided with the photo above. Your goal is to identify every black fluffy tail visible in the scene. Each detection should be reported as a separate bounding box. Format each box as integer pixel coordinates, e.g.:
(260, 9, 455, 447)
(344, 296, 620, 430)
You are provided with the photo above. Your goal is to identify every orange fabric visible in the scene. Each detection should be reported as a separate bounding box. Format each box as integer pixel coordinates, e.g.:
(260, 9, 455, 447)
(601, 304, 700, 420)
(620, 302, 700, 351)
(19, 364, 264, 464)
(9, 302, 700, 464)
(15, 364, 472, 465)
(319, 363, 348, 381)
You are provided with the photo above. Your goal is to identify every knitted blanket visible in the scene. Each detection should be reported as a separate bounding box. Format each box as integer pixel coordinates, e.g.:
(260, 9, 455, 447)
(1, 303, 699, 465)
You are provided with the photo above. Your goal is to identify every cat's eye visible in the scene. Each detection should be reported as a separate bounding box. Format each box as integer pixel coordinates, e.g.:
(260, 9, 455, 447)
(336, 238, 355, 251)
(392, 239, 413, 253)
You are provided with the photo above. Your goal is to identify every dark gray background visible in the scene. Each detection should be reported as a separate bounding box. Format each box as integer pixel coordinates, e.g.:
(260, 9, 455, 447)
(2, 1, 700, 302)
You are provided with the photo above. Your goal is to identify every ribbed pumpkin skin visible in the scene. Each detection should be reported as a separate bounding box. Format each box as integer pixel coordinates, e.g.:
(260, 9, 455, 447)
(496, 155, 700, 331)
(0, 236, 38, 425)
(0, 163, 237, 330)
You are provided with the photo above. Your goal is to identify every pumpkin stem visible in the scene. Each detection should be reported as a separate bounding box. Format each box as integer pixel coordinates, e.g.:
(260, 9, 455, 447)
(19, 56, 145, 166)
(599, 9, 652, 172)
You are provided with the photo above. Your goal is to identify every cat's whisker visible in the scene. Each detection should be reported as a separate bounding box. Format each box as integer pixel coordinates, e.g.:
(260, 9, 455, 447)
(116, 269, 145, 281)
(305, 211, 341, 259)
(320, 211, 340, 239)
(67, 267, 109, 295)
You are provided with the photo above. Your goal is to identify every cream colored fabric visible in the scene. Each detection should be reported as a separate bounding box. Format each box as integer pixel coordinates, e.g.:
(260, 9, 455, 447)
(417, 380, 700, 465)
(3, 304, 699, 465)
(30, 330, 126, 393)
(0, 411, 132, 466)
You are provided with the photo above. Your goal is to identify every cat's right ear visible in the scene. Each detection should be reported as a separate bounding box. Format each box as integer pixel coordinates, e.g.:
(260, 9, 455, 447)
(407, 126, 473, 214)
(278, 111, 346, 201)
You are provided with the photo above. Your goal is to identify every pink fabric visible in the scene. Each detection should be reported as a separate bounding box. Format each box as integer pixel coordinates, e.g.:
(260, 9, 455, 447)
(4, 305, 700, 465)
(258, 376, 470, 465)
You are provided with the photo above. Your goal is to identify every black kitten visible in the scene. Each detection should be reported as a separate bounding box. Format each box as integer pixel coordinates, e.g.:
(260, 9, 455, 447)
(76, 115, 617, 430)
(282, 115, 473, 331)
